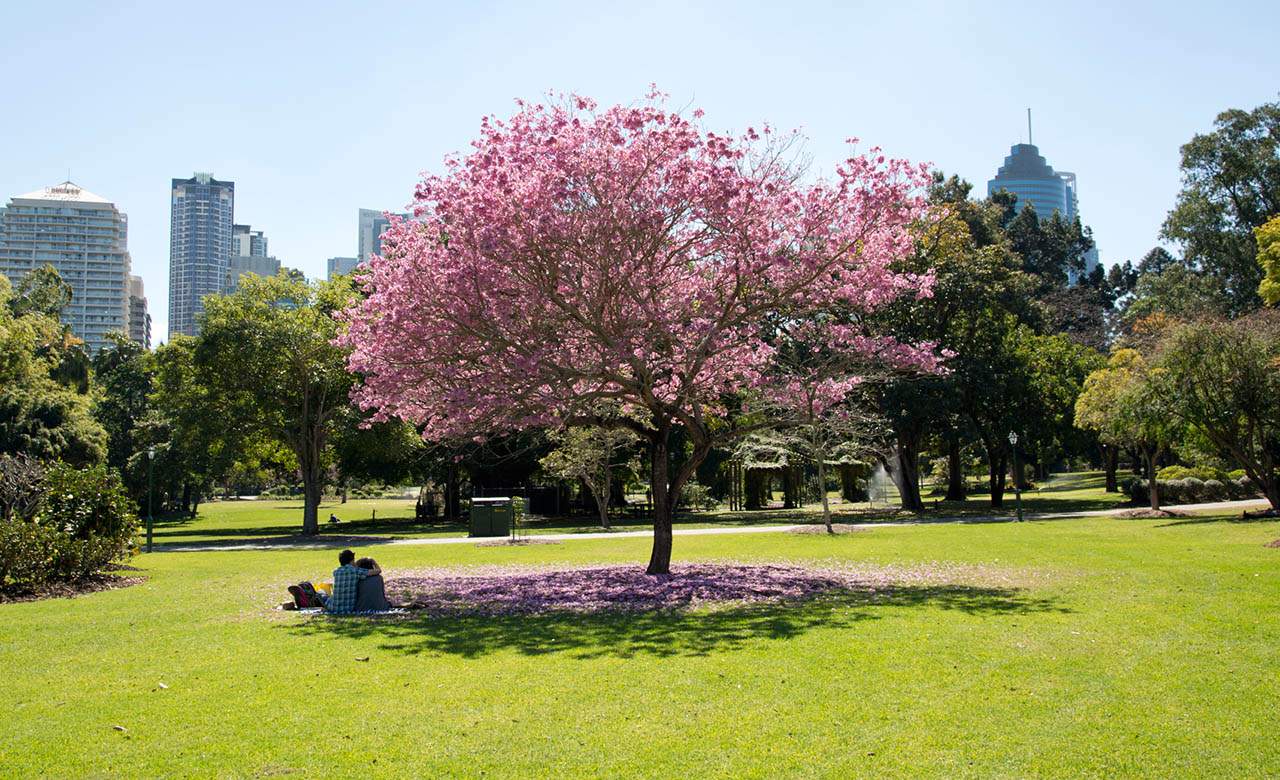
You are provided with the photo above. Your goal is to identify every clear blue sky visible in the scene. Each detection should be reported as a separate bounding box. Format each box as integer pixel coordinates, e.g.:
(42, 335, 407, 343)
(2, 0, 1277, 339)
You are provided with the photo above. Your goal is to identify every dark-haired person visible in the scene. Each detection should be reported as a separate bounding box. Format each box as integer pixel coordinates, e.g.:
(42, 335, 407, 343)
(354, 557, 393, 612)
(328, 549, 380, 614)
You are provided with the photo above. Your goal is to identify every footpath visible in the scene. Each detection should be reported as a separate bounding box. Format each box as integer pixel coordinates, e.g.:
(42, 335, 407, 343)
(155, 497, 1272, 552)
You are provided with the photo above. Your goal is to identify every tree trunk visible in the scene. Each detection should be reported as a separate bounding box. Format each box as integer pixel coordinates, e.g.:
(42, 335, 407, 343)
(745, 469, 766, 510)
(647, 427, 674, 575)
(591, 471, 612, 530)
(445, 463, 461, 520)
(1145, 450, 1161, 511)
(889, 438, 924, 512)
(301, 471, 321, 535)
(945, 437, 967, 501)
(1103, 445, 1118, 493)
(817, 455, 833, 533)
(1264, 479, 1280, 512)
(988, 452, 1006, 508)
(1015, 455, 1029, 491)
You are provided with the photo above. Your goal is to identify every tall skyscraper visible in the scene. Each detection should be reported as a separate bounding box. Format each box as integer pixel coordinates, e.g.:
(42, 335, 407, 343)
(128, 275, 151, 349)
(327, 256, 359, 279)
(358, 208, 407, 262)
(987, 143, 1077, 223)
(169, 173, 234, 337)
(0, 181, 132, 352)
(988, 115, 1099, 279)
(231, 224, 268, 257)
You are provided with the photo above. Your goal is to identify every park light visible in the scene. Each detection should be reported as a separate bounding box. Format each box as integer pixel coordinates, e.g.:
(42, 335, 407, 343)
(1008, 430, 1024, 522)
(146, 447, 155, 553)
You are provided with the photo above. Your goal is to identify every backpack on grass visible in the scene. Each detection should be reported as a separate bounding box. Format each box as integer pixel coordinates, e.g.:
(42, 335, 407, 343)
(287, 581, 325, 609)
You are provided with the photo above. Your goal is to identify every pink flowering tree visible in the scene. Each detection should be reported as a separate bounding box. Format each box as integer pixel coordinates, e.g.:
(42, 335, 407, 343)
(339, 91, 935, 574)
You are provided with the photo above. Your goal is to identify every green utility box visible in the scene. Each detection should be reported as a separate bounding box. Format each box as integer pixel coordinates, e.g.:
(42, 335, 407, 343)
(469, 497, 513, 537)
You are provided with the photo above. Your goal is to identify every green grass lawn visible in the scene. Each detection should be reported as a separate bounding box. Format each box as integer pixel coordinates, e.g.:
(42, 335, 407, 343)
(156, 471, 1134, 546)
(4, 512, 1279, 776)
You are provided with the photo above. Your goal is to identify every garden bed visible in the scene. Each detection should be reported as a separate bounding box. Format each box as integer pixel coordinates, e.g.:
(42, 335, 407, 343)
(0, 570, 145, 604)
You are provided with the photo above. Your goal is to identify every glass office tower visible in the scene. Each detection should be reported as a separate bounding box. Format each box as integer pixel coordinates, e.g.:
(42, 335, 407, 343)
(169, 173, 234, 337)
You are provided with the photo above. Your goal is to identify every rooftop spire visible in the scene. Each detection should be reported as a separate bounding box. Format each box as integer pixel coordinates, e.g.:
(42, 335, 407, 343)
(1027, 108, 1033, 146)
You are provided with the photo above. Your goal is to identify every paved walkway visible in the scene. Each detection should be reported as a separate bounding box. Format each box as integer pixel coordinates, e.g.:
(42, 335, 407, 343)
(154, 498, 1272, 552)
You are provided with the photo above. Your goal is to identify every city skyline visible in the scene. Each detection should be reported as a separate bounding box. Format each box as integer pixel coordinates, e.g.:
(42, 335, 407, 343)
(2, 1, 1277, 340)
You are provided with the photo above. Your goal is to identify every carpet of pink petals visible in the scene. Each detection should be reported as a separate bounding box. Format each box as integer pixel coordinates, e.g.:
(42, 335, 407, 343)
(383, 562, 1014, 616)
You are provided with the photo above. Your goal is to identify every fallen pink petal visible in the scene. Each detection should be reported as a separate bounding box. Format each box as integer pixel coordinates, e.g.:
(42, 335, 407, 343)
(375, 562, 1023, 617)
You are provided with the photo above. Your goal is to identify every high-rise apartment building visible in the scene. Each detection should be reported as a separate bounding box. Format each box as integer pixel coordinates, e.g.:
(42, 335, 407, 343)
(232, 224, 268, 258)
(169, 173, 234, 337)
(358, 208, 407, 262)
(327, 256, 359, 279)
(128, 274, 151, 349)
(0, 181, 131, 351)
(226, 223, 280, 291)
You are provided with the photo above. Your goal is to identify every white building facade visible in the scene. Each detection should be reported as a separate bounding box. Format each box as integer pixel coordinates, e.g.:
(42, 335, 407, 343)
(0, 181, 132, 351)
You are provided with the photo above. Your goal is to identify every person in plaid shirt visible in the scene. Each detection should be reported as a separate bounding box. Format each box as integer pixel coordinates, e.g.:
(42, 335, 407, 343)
(328, 549, 381, 613)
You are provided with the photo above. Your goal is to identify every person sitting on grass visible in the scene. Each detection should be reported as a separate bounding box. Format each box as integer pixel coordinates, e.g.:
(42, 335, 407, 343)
(328, 549, 380, 614)
(354, 557, 393, 612)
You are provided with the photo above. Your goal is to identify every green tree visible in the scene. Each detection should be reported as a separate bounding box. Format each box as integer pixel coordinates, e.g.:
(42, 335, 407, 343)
(540, 423, 641, 530)
(143, 336, 243, 514)
(1157, 314, 1280, 510)
(0, 274, 106, 466)
(197, 274, 356, 534)
(8, 263, 72, 319)
(874, 175, 1035, 509)
(1074, 350, 1180, 509)
(1120, 263, 1232, 329)
(1257, 215, 1280, 306)
(91, 334, 153, 500)
(1162, 100, 1280, 313)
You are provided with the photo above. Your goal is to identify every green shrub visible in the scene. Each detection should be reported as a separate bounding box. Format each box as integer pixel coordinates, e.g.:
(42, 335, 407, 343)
(1182, 477, 1206, 502)
(1156, 465, 1232, 483)
(677, 482, 718, 511)
(1120, 476, 1242, 507)
(1, 463, 138, 590)
(0, 519, 60, 589)
(1203, 479, 1226, 500)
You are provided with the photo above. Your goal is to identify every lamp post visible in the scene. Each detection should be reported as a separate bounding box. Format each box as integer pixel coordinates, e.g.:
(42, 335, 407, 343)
(146, 447, 155, 553)
(1007, 431, 1023, 522)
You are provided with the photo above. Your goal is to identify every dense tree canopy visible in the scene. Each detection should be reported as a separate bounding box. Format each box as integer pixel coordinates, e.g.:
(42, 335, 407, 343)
(0, 273, 105, 467)
(1157, 314, 1280, 509)
(1162, 100, 1280, 313)
(199, 274, 357, 534)
(341, 92, 938, 573)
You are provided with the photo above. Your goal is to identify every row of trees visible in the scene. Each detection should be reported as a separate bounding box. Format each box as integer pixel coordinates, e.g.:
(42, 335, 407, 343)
(3, 94, 1277, 574)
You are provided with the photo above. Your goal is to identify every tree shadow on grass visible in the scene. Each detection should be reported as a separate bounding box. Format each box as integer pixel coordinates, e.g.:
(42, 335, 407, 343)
(281, 584, 1068, 660)
(1155, 516, 1279, 528)
(150, 517, 467, 544)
